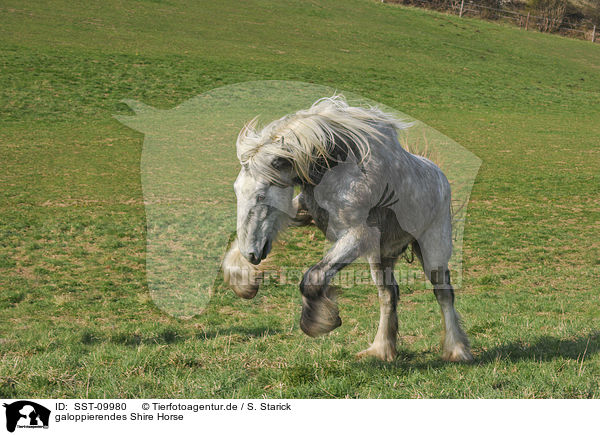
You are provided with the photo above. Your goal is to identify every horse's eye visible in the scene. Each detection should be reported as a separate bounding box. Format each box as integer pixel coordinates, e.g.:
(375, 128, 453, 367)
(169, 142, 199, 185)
(257, 194, 266, 202)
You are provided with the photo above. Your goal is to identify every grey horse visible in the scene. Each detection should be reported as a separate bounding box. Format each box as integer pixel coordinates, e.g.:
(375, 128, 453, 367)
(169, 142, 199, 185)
(222, 96, 472, 362)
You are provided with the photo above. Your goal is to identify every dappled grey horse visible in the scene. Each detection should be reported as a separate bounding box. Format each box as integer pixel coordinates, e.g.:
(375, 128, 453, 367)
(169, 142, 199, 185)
(222, 96, 472, 362)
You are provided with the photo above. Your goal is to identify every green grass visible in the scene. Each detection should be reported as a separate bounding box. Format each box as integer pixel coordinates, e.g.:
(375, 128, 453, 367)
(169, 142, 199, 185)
(1, 0, 599, 398)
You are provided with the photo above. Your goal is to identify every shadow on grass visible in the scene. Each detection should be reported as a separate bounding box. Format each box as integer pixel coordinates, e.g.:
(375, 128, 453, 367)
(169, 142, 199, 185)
(97, 325, 282, 347)
(349, 332, 600, 371)
(196, 326, 283, 341)
(476, 332, 600, 364)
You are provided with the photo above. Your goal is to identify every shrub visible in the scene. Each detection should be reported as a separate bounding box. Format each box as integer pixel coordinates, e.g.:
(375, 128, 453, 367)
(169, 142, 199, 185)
(480, 0, 503, 19)
(583, 0, 600, 26)
(529, 0, 567, 32)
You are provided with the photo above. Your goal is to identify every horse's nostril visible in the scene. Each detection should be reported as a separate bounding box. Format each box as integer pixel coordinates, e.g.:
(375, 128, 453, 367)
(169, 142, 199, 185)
(248, 252, 261, 265)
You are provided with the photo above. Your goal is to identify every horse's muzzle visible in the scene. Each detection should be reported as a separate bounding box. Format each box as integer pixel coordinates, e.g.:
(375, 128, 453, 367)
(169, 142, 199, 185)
(248, 252, 261, 265)
(248, 239, 272, 265)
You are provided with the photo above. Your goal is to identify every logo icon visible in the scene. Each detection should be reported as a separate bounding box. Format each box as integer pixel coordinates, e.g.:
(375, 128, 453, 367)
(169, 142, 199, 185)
(3, 401, 50, 433)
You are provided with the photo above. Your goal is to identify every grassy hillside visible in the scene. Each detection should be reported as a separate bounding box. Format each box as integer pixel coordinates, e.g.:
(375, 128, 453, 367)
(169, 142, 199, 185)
(1, 0, 599, 398)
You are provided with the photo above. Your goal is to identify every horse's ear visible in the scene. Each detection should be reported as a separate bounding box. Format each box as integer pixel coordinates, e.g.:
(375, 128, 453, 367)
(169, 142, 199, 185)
(271, 157, 292, 171)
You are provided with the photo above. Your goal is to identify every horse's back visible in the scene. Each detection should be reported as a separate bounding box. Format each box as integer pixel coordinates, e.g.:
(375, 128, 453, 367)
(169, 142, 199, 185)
(367, 124, 451, 238)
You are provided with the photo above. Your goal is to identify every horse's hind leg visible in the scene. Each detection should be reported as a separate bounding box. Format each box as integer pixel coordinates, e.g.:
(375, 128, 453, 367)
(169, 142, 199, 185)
(357, 257, 399, 362)
(415, 229, 473, 362)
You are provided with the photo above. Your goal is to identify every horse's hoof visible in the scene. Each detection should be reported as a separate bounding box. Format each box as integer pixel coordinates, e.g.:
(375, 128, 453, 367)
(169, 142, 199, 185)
(232, 283, 259, 299)
(290, 210, 313, 227)
(442, 344, 474, 362)
(300, 295, 341, 337)
(300, 310, 341, 337)
(222, 240, 261, 299)
(356, 345, 397, 362)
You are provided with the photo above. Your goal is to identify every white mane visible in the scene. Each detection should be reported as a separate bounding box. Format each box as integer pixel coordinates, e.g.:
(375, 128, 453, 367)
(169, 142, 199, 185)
(236, 95, 408, 184)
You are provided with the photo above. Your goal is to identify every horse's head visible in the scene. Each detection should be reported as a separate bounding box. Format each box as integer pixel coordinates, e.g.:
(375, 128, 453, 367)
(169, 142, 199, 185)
(223, 150, 295, 299)
(234, 162, 294, 265)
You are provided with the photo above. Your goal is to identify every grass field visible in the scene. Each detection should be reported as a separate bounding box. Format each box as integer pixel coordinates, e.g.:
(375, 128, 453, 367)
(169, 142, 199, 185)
(1, 0, 599, 398)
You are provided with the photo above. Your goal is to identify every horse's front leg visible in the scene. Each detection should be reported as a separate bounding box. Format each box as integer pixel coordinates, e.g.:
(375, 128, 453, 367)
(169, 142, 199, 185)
(299, 226, 375, 337)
